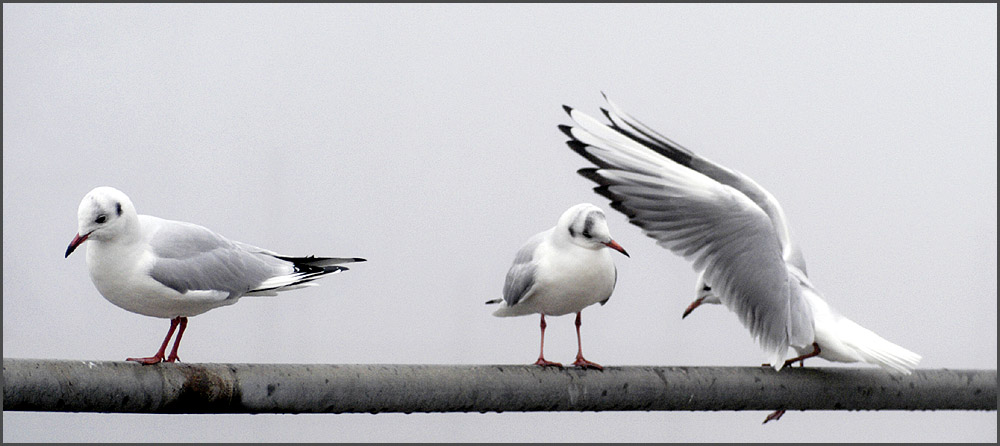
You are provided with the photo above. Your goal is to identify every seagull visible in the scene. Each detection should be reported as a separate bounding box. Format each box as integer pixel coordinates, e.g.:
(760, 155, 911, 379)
(486, 203, 629, 370)
(560, 94, 921, 376)
(65, 186, 365, 364)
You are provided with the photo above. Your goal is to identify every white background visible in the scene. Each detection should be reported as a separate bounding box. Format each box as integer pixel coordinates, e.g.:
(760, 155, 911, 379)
(3, 4, 996, 442)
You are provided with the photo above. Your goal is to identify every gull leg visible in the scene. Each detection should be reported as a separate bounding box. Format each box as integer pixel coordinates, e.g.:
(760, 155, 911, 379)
(783, 342, 821, 368)
(165, 317, 188, 363)
(571, 312, 603, 370)
(534, 314, 563, 367)
(762, 343, 822, 369)
(762, 344, 820, 422)
(763, 409, 786, 424)
(127, 317, 180, 365)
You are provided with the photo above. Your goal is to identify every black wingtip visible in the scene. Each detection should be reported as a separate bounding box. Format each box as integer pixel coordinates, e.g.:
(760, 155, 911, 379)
(608, 200, 637, 219)
(577, 167, 607, 184)
(566, 139, 587, 154)
(593, 186, 619, 202)
(558, 124, 575, 139)
(567, 140, 616, 170)
(561, 104, 574, 115)
(353, 257, 367, 263)
(485, 298, 502, 305)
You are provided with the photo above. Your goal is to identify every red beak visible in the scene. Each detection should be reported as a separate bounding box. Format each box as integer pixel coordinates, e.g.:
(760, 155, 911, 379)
(603, 239, 629, 257)
(65, 232, 90, 258)
(682, 297, 706, 319)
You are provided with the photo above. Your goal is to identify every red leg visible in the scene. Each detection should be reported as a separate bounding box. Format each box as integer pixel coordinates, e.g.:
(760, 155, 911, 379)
(763, 342, 822, 369)
(165, 317, 188, 363)
(571, 312, 603, 370)
(681, 297, 706, 319)
(127, 317, 180, 365)
(534, 314, 562, 367)
(763, 409, 786, 424)
(782, 342, 821, 368)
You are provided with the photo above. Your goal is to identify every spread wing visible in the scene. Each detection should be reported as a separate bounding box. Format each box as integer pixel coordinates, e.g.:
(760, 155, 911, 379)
(562, 104, 799, 366)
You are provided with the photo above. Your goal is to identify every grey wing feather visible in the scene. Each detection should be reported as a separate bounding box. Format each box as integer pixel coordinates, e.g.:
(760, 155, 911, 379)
(146, 219, 288, 297)
(786, 243, 808, 276)
(619, 173, 795, 355)
(601, 95, 802, 269)
(600, 265, 617, 305)
(501, 231, 545, 307)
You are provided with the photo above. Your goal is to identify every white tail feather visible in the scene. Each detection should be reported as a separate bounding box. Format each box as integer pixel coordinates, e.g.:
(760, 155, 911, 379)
(836, 318, 922, 374)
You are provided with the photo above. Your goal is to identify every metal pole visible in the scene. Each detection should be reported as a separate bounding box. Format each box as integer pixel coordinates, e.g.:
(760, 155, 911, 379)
(3, 358, 995, 414)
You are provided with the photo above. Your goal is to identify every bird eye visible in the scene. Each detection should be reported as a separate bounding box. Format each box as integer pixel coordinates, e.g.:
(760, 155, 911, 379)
(582, 230, 592, 238)
(95, 214, 107, 224)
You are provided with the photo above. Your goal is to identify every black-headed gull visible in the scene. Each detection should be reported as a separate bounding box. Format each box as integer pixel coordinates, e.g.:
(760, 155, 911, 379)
(560, 94, 921, 375)
(65, 186, 365, 364)
(486, 203, 629, 370)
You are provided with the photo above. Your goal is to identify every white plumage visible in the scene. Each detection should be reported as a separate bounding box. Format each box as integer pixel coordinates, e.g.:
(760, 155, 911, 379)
(65, 186, 365, 364)
(488, 203, 629, 369)
(562, 94, 921, 374)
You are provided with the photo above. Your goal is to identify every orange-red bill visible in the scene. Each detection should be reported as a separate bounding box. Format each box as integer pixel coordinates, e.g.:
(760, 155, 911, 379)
(65, 232, 90, 258)
(603, 239, 629, 257)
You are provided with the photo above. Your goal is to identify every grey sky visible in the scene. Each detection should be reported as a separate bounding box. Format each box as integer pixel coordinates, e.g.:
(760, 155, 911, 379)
(3, 3, 996, 442)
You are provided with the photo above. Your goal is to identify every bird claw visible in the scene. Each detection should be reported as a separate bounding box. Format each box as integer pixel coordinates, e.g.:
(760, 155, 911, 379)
(572, 357, 604, 370)
(534, 358, 563, 368)
(763, 409, 786, 424)
(126, 356, 164, 365)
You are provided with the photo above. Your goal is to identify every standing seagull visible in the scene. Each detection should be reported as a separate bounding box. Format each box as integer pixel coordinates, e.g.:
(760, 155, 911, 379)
(560, 94, 921, 376)
(65, 186, 365, 364)
(487, 203, 629, 370)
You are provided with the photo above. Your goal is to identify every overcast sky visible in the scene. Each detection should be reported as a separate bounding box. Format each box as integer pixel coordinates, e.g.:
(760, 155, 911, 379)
(3, 3, 996, 442)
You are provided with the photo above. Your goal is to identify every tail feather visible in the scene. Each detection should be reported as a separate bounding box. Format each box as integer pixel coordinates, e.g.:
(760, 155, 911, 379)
(251, 266, 348, 293)
(250, 255, 366, 294)
(274, 255, 367, 267)
(769, 349, 787, 371)
(853, 336, 922, 375)
(839, 319, 922, 374)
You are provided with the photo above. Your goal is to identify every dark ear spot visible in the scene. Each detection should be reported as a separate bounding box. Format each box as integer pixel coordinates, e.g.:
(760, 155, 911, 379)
(115, 202, 122, 216)
(582, 215, 595, 238)
(568, 226, 576, 237)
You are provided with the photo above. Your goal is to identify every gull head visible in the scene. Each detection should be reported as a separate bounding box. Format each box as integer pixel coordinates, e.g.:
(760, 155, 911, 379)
(556, 203, 629, 257)
(65, 186, 137, 257)
(694, 271, 719, 303)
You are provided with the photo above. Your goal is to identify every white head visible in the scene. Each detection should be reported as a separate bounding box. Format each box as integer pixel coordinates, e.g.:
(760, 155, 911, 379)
(65, 186, 138, 257)
(694, 270, 716, 302)
(555, 203, 629, 257)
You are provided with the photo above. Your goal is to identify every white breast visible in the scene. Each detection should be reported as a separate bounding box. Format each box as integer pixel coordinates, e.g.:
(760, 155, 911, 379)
(85, 240, 232, 319)
(522, 241, 616, 317)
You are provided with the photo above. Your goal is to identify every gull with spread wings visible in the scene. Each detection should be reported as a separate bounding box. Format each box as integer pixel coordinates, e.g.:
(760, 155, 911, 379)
(560, 94, 921, 378)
